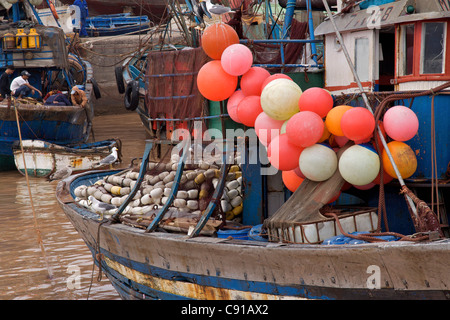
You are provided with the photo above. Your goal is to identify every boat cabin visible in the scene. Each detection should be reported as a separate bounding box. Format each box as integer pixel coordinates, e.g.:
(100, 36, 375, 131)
(315, 0, 450, 94)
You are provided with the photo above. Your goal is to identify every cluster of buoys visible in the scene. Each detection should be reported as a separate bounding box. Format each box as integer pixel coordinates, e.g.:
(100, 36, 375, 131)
(197, 23, 420, 194)
(74, 157, 244, 223)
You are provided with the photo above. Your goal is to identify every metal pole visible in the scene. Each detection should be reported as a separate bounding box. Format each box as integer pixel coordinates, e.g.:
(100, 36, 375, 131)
(321, 0, 418, 218)
(306, 0, 318, 64)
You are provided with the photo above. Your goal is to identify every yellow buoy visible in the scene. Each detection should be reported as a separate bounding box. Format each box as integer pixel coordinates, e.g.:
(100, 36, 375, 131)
(28, 28, 40, 49)
(16, 29, 27, 49)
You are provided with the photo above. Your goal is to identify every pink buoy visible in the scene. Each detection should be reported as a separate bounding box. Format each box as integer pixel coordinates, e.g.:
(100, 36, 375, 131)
(341, 107, 375, 142)
(267, 134, 303, 171)
(240, 67, 271, 96)
(298, 87, 334, 118)
(334, 135, 349, 147)
(285, 111, 324, 148)
(236, 95, 263, 127)
(254, 112, 285, 146)
(227, 89, 245, 123)
(354, 183, 376, 190)
(261, 73, 293, 91)
(293, 166, 306, 179)
(383, 105, 419, 141)
(221, 44, 253, 76)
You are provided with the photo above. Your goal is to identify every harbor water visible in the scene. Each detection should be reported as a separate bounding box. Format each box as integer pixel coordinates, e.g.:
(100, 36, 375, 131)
(0, 113, 147, 300)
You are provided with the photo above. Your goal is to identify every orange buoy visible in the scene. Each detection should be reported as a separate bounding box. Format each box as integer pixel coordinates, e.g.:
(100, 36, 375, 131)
(382, 141, 417, 179)
(201, 23, 239, 60)
(197, 60, 237, 101)
(282, 170, 304, 192)
(325, 105, 352, 136)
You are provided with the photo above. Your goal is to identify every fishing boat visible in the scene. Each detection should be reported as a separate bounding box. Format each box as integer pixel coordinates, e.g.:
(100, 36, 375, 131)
(13, 138, 121, 178)
(0, 1, 98, 170)
(76, 13, 152, 37)
(57, 0, 171, 24)
(57, 0, 450, 300)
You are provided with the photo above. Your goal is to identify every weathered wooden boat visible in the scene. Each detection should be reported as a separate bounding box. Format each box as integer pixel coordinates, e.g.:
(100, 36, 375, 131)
(13, 139, 120, 178)
(0, 1, 98, 170)
(77, 13, 152, 37)
(57, 0, 450, 300)
(56, 139, 450, 300)
(57, 0, 171, 24)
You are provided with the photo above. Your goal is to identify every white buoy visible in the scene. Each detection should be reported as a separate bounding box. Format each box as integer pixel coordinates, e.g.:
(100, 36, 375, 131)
(299, 144, 338, 182)
(338, 144, 380, 186)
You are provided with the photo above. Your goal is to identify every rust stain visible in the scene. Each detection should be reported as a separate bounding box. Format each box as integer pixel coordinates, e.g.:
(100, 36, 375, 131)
(70, 158, 83, 168)
(103, 256, 305, 300)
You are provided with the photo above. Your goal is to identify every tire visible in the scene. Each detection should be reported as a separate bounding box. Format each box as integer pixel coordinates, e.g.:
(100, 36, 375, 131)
(90, 78, 101, 99)
(115, 66, 125, 94)
(124, 80, 139, 111)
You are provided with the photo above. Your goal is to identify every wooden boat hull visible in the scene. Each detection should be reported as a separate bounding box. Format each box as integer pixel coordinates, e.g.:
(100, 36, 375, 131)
(82, 23, 152, 37)
(13, 139, 119, 177)
(0, 61, 95, 171)
(57, 0, 170, 23)
(57, 170, 450, 300)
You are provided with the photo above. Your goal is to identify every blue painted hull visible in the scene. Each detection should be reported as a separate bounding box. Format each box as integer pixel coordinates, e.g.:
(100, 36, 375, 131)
(0, 104, 91, 170)
(57, 170, 450, 300)
(407, 95, 449, 180)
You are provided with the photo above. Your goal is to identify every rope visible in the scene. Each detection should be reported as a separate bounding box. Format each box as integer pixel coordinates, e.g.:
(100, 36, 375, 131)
(323, 212, 429, 243)
(13, 99, 54, 279)
(87, 219, 109, 300)
(372, 82, 450, 237)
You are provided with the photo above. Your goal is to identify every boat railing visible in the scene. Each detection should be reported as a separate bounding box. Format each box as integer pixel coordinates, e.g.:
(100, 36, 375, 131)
(239, 38, 323, 69)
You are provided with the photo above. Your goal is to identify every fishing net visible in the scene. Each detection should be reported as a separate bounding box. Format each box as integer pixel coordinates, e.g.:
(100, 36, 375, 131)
(0, 23, 69, 69)
(227, 15, 309, 73)
(144, 46, 209, 120)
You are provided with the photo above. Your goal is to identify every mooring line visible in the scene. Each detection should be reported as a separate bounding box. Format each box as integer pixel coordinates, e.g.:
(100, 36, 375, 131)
(13, 99, 54, 280)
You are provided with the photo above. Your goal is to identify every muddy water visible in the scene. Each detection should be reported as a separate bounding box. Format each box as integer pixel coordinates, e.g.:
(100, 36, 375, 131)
(0, 113, 147, 300)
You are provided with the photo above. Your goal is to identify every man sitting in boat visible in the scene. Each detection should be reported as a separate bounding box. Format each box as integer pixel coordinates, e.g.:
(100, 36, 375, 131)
(70, 85, 87, 108)
(10, 70, 42, 99)
(0, 65, 15, 100)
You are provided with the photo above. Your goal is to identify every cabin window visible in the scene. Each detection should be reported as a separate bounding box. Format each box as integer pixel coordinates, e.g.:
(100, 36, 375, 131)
(399, 24, 414, 76)
(355, 37, 370, 82)
(421, 22, 446, 74)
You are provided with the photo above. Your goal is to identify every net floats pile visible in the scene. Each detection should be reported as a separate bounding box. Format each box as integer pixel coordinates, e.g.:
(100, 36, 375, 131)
(74, 156, 244, 225)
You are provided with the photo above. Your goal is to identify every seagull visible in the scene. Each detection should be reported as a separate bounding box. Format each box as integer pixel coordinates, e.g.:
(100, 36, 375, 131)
(201, 0, 235, 16)
(47, 166, 73, 182)
(95, 147, 118, 169)
(88, 196, 117, 220)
